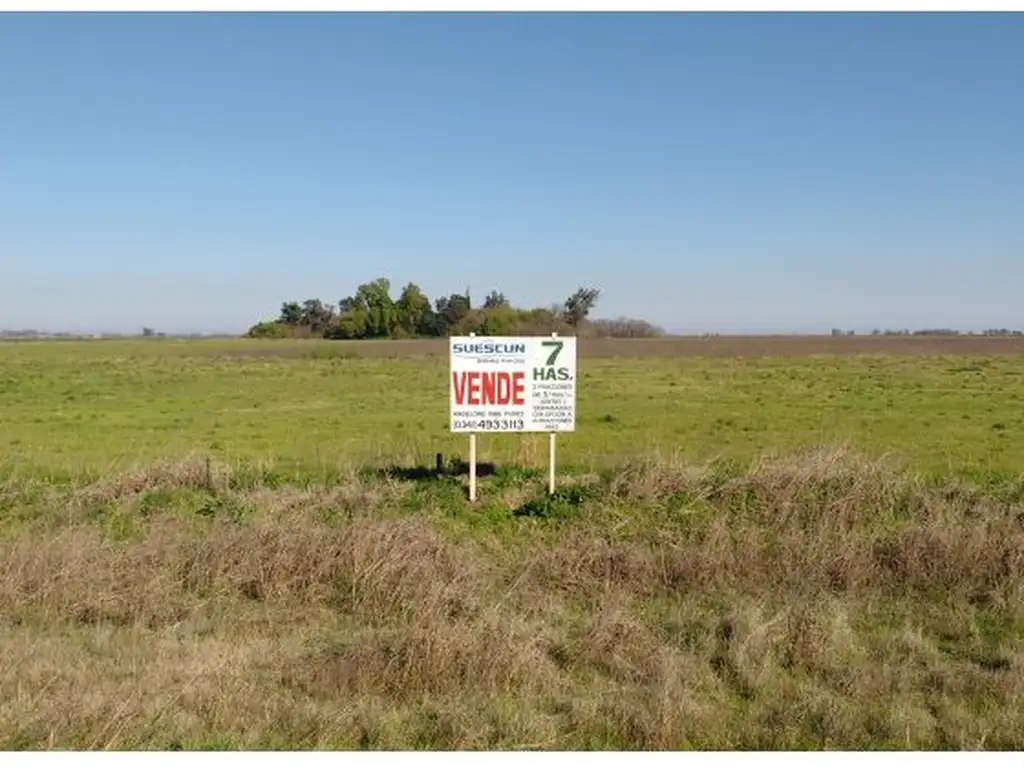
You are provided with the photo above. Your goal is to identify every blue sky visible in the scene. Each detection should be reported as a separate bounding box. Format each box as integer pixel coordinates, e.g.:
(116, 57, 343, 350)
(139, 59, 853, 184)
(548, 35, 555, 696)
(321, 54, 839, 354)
(2, 12, 1022, 334)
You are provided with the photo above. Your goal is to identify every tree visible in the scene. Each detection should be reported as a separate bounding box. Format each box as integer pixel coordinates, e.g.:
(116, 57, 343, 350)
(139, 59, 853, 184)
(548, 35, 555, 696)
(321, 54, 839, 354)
(278, 302, 303, 326)
(480, 306, 517, 336)
(326, 309, 368, 339)
(254, 280, 625, 341)
(142, 327, 155, 337)
(563, 286, 600, 327)
(300, 299, 335, 334)
(396, 282, 430, 336)
(590, 317, 664, 339)
(332, 291, 370, 340)
(355, 278, 397, 338)
(483, 290, 509, 309)
(434, 292, 472, 335)
(247, 321, 293, 339)
(337, 294, 367, 315)
(416, 305, 447, 337)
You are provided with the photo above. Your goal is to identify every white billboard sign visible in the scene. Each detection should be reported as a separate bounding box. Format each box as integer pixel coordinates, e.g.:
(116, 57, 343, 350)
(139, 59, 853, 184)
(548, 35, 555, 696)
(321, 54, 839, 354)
(449, 335, 577, 434)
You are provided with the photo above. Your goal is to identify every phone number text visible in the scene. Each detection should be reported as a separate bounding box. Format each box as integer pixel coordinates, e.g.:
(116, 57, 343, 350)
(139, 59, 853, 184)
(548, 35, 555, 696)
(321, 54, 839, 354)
(452, 418, 526, 431)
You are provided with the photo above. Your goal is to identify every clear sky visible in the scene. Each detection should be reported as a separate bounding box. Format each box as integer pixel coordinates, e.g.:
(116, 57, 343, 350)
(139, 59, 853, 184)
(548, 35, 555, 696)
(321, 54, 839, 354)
(2, 12, 1022, 335)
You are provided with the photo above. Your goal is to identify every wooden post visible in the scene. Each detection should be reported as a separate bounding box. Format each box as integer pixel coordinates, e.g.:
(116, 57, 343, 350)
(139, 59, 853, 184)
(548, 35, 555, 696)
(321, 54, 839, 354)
(469, 434, 477, 501)
(548, 431, 556, 495)
(548, 331, 558, 495)
(468, 332, 477, 501)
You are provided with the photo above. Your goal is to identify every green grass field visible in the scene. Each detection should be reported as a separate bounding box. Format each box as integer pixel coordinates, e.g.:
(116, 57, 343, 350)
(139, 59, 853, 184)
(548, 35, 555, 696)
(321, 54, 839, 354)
(1, 338, 1023, 749)
(3, 338, 1023, 479)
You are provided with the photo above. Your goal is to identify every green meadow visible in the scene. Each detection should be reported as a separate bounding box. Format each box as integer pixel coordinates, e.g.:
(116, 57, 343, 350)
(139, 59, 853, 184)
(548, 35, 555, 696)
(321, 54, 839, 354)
(1, 338, 1022, 480)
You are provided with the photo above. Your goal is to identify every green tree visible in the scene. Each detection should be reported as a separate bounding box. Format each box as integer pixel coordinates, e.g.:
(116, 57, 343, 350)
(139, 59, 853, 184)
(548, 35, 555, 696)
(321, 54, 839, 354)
(563, 286, 600, 327)
(300, 299, 335, 334)
(278, 302, 303, 326)
(435, 293, 471, 335)
(416, 305, 446, 337)
(395, 282, 430, 336)
(483, 290, 509, 309)
(258, 280, 618, 341)
(326, 309, 368, 339)
(480, 306, 517, 336)
(355, 278, 397, 338)
(332, 293, 369, 339)
(247, 321, 293, 339)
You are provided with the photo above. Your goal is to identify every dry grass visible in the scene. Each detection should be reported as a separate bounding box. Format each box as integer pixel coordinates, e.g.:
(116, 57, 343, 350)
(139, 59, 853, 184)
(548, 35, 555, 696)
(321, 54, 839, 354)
(1, 451, 1023, 749)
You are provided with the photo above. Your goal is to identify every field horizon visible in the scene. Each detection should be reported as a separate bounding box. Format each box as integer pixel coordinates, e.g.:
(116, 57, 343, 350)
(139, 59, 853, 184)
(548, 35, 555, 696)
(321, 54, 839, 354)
(7, 332, 1024, 357)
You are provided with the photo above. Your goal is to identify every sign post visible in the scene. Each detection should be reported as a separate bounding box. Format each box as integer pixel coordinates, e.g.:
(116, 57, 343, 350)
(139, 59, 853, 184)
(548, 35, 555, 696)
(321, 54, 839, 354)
(548, 332, 558, 496)
(449, 332, 577, 501)
(549, 431, 556, 495)
(469, 431, 477, 502)
(467, 334, 478, 502)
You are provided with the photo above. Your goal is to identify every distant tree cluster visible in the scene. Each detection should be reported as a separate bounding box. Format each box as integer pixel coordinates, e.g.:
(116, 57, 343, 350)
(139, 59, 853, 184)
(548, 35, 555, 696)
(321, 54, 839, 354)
(829, 328, 1024, 338)
(868, 328, 1024, 337)
(246, 279, 663, 340)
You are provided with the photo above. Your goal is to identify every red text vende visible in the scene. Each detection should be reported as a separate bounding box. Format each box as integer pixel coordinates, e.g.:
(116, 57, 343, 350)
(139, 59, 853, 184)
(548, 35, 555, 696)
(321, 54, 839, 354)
(452, 371, 526, 406)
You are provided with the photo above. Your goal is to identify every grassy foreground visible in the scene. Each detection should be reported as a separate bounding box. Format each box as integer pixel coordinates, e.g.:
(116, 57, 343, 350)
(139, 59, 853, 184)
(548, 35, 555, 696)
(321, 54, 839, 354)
(1, 339, 1024, 749)
(1, 450, 1023, 749)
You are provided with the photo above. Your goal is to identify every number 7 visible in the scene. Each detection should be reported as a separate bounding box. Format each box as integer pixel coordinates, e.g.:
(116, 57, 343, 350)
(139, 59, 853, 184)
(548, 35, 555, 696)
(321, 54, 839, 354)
(541, 340, 564, 366)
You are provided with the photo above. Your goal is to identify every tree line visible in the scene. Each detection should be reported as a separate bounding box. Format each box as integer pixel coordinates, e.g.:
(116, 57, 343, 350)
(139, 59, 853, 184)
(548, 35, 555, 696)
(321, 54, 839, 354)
(830, 328, 1024, 337)
(246, 279, 664, 340)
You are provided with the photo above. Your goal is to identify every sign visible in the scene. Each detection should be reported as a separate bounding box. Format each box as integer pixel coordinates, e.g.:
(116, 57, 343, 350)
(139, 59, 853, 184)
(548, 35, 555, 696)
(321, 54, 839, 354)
(449, 335, 577, 433)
